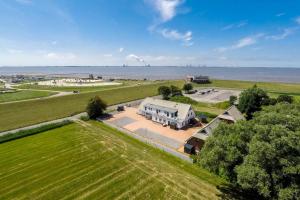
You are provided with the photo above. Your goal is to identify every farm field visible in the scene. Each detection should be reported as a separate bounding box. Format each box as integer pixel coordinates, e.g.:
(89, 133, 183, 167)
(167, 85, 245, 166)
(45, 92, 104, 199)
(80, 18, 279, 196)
(193, 79, 300, 95)
(0, 90, 56, 103)
(15, 80, 156, 93)
(0, 80, 184, 132)
(0, 121, 224, 199)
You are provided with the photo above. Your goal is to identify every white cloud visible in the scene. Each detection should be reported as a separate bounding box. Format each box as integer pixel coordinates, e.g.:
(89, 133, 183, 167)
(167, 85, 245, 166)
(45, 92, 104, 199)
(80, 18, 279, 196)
(296, 16, 300, 25)
(233, 36, 257, 48)
(7, 49, 23, 54)
(151, 0, 183, 22)
(222, 21, 248, 31)
(276, 13, 286, 17)
(119, 47, 124, 53)
(215, 33, 264, 52)
(267, 28, 297, 40)
(126, 54, 145, 63)
(160, 29, 193, 46)
(103, 54, 113, 57)
(45, 52, 76, 60)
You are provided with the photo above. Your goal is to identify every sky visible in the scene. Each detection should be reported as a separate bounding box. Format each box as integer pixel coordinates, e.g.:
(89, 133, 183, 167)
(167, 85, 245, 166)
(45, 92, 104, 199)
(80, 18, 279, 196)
(0, 0, 300, 67)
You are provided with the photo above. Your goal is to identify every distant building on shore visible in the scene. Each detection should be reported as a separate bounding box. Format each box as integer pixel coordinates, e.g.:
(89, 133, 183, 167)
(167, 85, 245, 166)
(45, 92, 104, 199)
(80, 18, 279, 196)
(186, 75, 210, 84)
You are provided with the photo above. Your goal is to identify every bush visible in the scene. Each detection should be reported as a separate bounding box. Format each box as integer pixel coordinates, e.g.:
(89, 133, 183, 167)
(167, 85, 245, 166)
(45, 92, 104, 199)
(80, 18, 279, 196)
(238, 85, 270, 119)
(86, 96, 107, 119)
(229, 95, 237, 105)
(158, 86, 171, 100)
(0, 120, 72, 144)
(80, 115, 89, 121)
(277, 94, 294, 104)
(183, 83, 193, 93)
(170, 85, 182, 96)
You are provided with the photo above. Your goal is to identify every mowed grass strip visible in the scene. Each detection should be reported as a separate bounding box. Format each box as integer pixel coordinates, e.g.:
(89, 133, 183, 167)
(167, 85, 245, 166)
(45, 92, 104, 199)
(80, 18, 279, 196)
(0, 81, 183, 132)
(0, 121, 224, 199)
(0, 90, 56, 103)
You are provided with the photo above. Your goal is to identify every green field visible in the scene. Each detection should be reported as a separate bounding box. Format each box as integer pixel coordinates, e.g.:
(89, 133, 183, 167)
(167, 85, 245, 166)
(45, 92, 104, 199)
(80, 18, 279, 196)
(0, 81, 184, 132)
(0, 90, 56, 103)
(0, 121, 224, 199)
(170, 96, 227, 116)
(193, 79, 300, 95)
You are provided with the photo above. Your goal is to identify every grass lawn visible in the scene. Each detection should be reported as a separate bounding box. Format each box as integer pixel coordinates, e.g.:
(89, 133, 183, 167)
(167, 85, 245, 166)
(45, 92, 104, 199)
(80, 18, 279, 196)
(0, 80, 184, 132)
(170, 96, 227, 116)
(16, 80, 157, 93)
(193, 79, 300, 95)
(0, 90, 56, 103)
(0, 121, 224, 199)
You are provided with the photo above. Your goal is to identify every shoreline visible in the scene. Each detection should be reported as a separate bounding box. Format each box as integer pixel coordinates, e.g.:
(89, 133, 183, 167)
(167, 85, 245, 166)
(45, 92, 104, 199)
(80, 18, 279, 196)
(1, 66, 300, 83)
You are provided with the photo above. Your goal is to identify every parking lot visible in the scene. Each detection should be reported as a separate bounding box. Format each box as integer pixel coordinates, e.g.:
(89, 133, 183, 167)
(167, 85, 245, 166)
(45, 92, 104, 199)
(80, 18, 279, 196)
(105, 107, 200, 150)
(185, 88, 241, 103)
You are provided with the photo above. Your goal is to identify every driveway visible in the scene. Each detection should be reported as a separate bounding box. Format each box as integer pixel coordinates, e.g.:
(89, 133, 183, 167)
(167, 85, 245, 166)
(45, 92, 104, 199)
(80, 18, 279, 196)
(106, 107, 200, 150)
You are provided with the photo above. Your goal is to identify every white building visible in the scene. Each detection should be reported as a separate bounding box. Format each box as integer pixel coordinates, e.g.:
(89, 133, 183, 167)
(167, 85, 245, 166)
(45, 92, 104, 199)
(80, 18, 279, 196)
(138, 97, 196, 129)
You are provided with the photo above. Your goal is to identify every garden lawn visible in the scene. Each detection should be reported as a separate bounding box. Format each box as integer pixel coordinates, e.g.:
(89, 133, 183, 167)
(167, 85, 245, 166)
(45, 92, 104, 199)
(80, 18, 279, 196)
(0, 90, 56, 103)
(0, 121, 223, 199)
(0, 81, 184, 132)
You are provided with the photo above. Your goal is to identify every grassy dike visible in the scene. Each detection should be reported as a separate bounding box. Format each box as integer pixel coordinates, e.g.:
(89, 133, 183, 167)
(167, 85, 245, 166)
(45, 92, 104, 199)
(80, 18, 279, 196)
(0, 80, 184, 132)
(194, 79, 300, 94)
(0, 90, 57, 103)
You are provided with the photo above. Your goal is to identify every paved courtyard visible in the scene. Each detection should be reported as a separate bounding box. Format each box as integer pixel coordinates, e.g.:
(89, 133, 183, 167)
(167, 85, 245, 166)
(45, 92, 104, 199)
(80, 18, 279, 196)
(185, 88, 241, 103)
(106, 107, 200, 151)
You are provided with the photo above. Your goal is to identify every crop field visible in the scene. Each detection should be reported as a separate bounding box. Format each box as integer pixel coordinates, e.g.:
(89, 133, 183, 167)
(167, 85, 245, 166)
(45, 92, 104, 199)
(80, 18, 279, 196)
(0, 80, 184, 132)
(193, 79, 300, 95)
(0, 90, 56, 103)
(0, 121, 223, 199)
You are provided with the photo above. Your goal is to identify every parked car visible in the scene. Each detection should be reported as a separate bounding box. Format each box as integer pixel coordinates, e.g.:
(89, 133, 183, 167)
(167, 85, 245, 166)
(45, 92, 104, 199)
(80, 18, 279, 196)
(117, 106, 125, 112)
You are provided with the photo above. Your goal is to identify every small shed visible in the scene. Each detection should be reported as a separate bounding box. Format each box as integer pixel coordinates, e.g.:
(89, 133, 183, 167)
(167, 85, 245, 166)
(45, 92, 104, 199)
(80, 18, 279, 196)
(184, 143, 195, 154)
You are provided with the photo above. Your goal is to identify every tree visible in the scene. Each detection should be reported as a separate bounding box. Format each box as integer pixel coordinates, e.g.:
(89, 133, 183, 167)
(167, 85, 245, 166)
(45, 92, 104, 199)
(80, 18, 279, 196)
(170, 85, 182, 96)
(229, 95, 237, 105)
(238, 85, 270, 119)
(198, 103, 300, 199)
(158, 86, 171, 100)
(277, 94, 294, 104)
(183, 83, 193, 93)
(86, 96, 107, 119)
(268, 98, 278, 105)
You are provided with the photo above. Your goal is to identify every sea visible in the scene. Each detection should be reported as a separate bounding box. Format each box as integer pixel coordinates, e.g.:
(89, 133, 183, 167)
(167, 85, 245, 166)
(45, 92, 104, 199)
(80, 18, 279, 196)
(0, 66, 299, 83)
